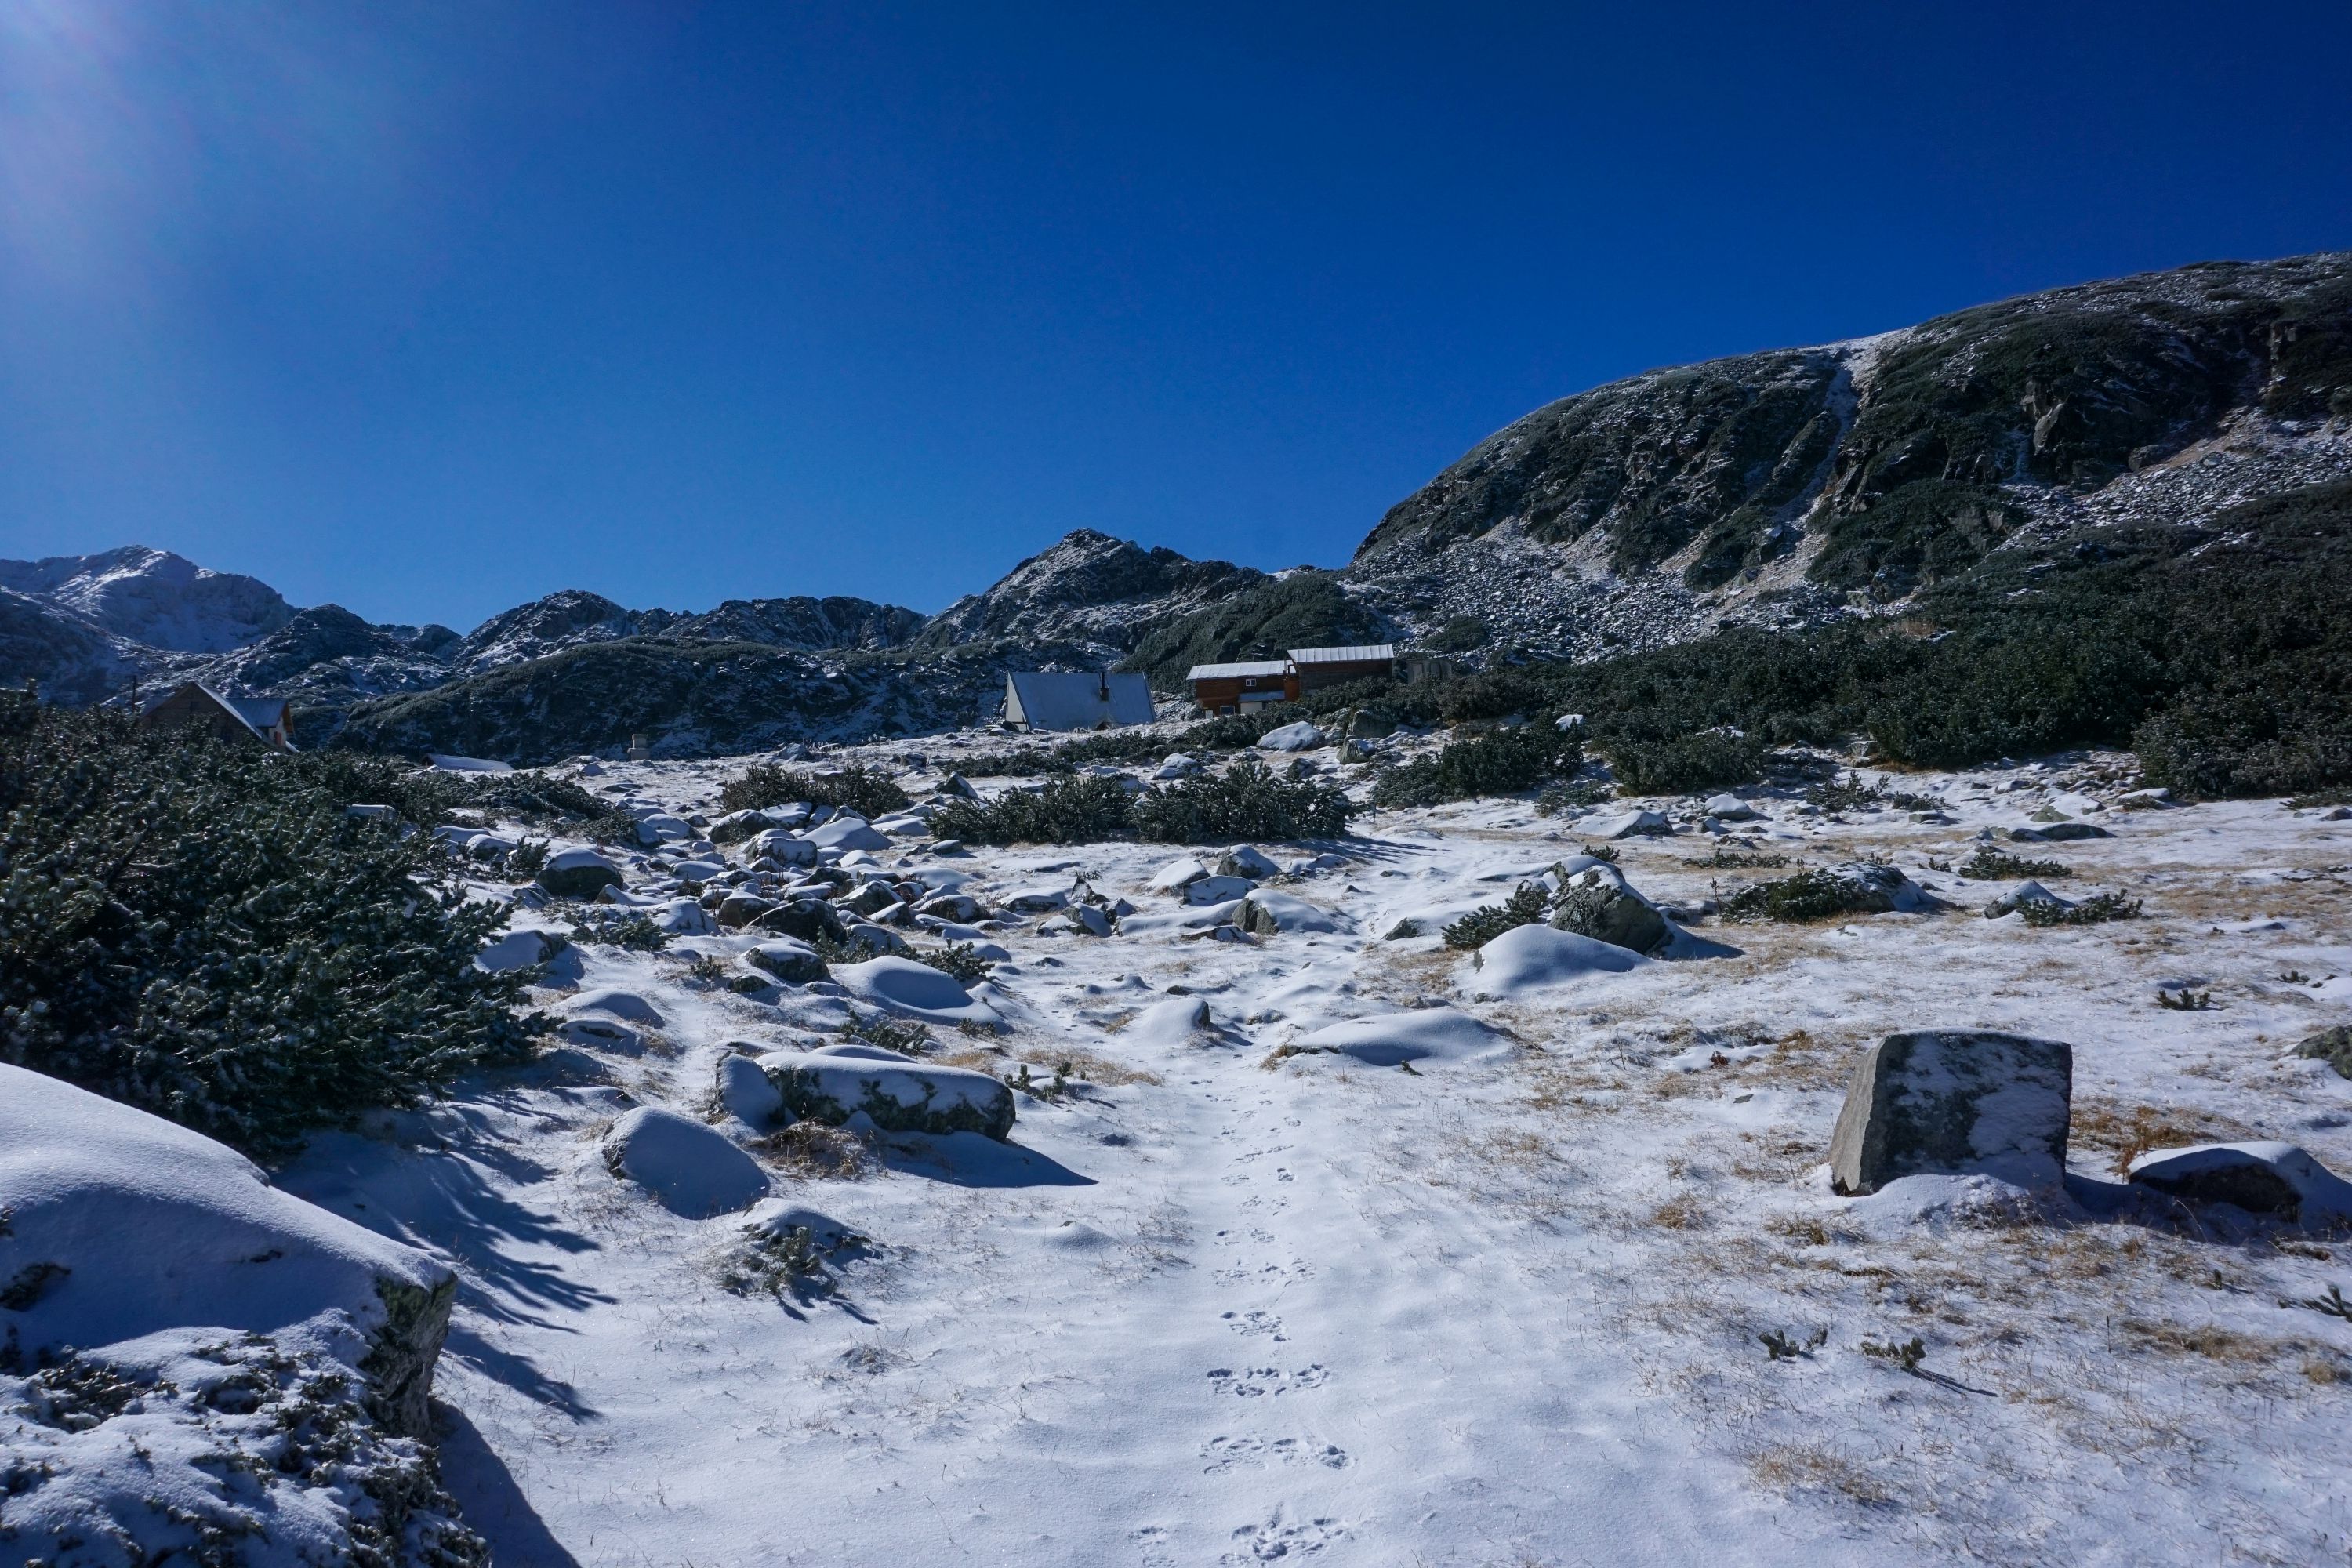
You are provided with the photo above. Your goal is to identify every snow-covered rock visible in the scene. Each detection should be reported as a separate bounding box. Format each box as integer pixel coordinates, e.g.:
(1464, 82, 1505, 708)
(1184, 874, 1255, 906)
(1828, 1031, 2073, 1196)
(803, 814, 891, 853)
(636, 812, 693, 845)
(1984, 880, 2070, 918)
(568, 988, 665, 1025)
(1704, 793, 1759, 821)
(1584, 808, 1671, 839)
(747, 936, 829, 984)
(1217, 845, 1281, 880)
(757, 1049, 1016, 1139)
(747, 828, 820, 865)
(1256, 720, 1326, 752)
(1240, 889, 1349, 934)
(2127, 1141, 2352, 1222)
(476, 926, 561, 972)
(541, 846, 625, 898)
(1287, 1008, 1511, 1067)
(1148, 855, 1211, 894)
(1120, 996, 1236, 1049)
(829, 956, 1000, 1025)
(602, 1106, 770, 1218)
(0, 1063, 455, 1436)
(657, 897, 719, 934)
(1464, 924, 1650, 997)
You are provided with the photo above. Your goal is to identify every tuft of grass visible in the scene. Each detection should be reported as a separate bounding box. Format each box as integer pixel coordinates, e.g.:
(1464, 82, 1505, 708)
(751, 1122, 875, 1180)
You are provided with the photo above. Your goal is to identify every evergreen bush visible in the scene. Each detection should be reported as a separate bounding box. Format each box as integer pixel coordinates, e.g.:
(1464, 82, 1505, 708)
(718, 762, 910, 818)
(1131, 759, 1355, 842)
(927, 775, 1136, 845)
(0, 692, 542, 1156)
(1441, 884, 1551, 949)
(1370, 725, 1581, 809)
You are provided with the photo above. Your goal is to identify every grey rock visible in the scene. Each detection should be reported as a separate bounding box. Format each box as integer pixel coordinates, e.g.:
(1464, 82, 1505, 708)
(1829, 1030, 2073, 1196)
(1548, 869, 1669, 955)
(715, 892, 778, 928)
(2009, 822, 2111, 842)
(2128, 1140, 2352, 1222)
(2296, 1023, 2352, 1079)
(751, 898, 848, 946)
(746, 938, 829, 985)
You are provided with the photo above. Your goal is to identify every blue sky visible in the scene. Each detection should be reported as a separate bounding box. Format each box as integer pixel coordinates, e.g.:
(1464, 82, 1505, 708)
(2, 2, 2347, 630)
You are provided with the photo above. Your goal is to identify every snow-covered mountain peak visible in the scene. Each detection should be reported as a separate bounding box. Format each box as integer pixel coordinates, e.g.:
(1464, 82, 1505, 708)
(0, 545, 294, 654)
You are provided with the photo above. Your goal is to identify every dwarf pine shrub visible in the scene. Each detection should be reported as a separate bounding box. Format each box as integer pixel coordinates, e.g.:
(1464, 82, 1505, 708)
(718, 762, 910, 818)
(1720, 868, 1882, 923)
(2020, 891, 2143, 927)
(1441, 884, 1552, 949)
(1131, 758, 1355, 842)
(1371, 724, 1581, 809)
(928, 774, 1136, 845)
(1956, 847, 2071, 880)
(0, 691, 542, 1156)
(1602, 731, 1764, 794)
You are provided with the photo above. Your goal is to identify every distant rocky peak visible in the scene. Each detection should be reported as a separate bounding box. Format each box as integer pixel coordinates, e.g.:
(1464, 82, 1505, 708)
(916, 528, 1271, 654)
(0, 544, 293, 653)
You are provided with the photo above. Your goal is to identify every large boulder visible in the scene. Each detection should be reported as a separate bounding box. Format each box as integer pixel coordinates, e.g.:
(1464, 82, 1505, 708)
(2296, 1023, 2352, 1080)
(539, 847, 625, 899)
(2009, 822, 2111, 843)
(1217, 845, 1280, 880)
(1704, 793, 1760, 822)
(1828, 1031, 2073, 1196)
(716, 891, 779, 928)
(1465, 924, 1649, 998)
(2127, 1141, 2352, 1222)
(752, 898, 848, 945)
(1548, 867, 1669, 954)
(1184, 874, 1256, 906)
(745, 829, 818, 866)
(0, 1064, 456, 1436)
(803, 814, 891, 853)
(1256, 720, 1326, 753)
(1148, 855, 1211, 894)
(746, 936, 829, 984)
(602, 1106, 770, 1218)
(714, 1052, 786, 1126)
(829, 955, 999, 1025)
(757, 1048, 1015, 1139)
(1984, 879, 2070, 919)
(1240, 889, 1348, 934)
(1584, 808, 1671, 840)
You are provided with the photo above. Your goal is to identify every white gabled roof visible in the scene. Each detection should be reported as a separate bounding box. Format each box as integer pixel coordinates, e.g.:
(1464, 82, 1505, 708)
(1186, 660, 1290, 681)
(1287, 644, 1396, 665)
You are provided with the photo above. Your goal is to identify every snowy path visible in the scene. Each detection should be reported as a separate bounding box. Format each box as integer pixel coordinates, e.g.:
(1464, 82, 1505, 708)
(279, 759, 2352, 1566)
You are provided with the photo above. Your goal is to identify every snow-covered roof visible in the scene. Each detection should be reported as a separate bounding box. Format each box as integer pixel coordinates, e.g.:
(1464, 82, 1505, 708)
(225, 695, 289, 731)
(1287, 644, 1396, 665)
(1003, 670, 1155, 731)
(1186, 660, 1289, 681)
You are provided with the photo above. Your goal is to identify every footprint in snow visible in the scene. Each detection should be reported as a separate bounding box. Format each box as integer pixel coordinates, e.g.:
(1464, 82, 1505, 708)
(1206, 1364, 1330, 1397)
(1200, 1436, 1351, 1475)
(1221, 1509, 1348, 1563)
(1222, 1309, 1287, 1340)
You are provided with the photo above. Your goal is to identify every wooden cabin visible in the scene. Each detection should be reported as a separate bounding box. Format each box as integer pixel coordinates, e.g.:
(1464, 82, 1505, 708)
(1185, 660, 1295, 717)
(1287, 644, 1397, 694)
(138, 682, 295, 750)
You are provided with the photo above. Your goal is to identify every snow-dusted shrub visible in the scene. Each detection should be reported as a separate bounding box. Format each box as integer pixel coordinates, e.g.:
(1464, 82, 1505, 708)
(717, 761, 909, 818)
(2017, 891, 2142, 927)
(1599, 731, 1761, 795)
(0, 1331, 488, 1567)
(1956, 846, 2071, 881)
(1371, 724, 1579, 808)
(0, 695, 541, 1156)
(1720, 865, 1912, 924)
(1441, 884, 1551, 949)
(1132, 759, 1354, 842)
(928, 773, 1135, 845)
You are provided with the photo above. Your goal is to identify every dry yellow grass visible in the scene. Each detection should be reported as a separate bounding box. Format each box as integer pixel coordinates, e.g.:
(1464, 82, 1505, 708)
(2070, 1096, 2257, 1176)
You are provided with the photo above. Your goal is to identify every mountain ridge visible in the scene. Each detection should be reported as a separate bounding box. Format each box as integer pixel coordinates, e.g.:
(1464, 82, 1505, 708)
(8, 249, 2348, 759)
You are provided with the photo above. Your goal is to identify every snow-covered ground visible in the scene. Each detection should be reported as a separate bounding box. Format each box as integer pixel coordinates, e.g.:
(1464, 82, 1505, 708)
(263, 742, 2352, 1566)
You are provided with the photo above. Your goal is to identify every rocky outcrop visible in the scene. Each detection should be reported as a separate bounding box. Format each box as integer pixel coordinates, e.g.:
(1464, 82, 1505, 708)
(918, 528, 1269, 660)
(1828, 1030, 2073, 1196)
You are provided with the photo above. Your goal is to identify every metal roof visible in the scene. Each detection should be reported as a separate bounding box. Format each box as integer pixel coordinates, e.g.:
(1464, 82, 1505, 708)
(1186, 660, 1290, 681)
(1287, 644, 1396, 665)
(1003, 670, 1156, 731)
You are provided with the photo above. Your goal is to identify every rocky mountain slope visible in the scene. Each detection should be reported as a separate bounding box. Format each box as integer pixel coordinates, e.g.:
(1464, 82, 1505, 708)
(9, 252, 2347, 759)
(0, 546, 295, 653)
(1336, 251, 2352, 662)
